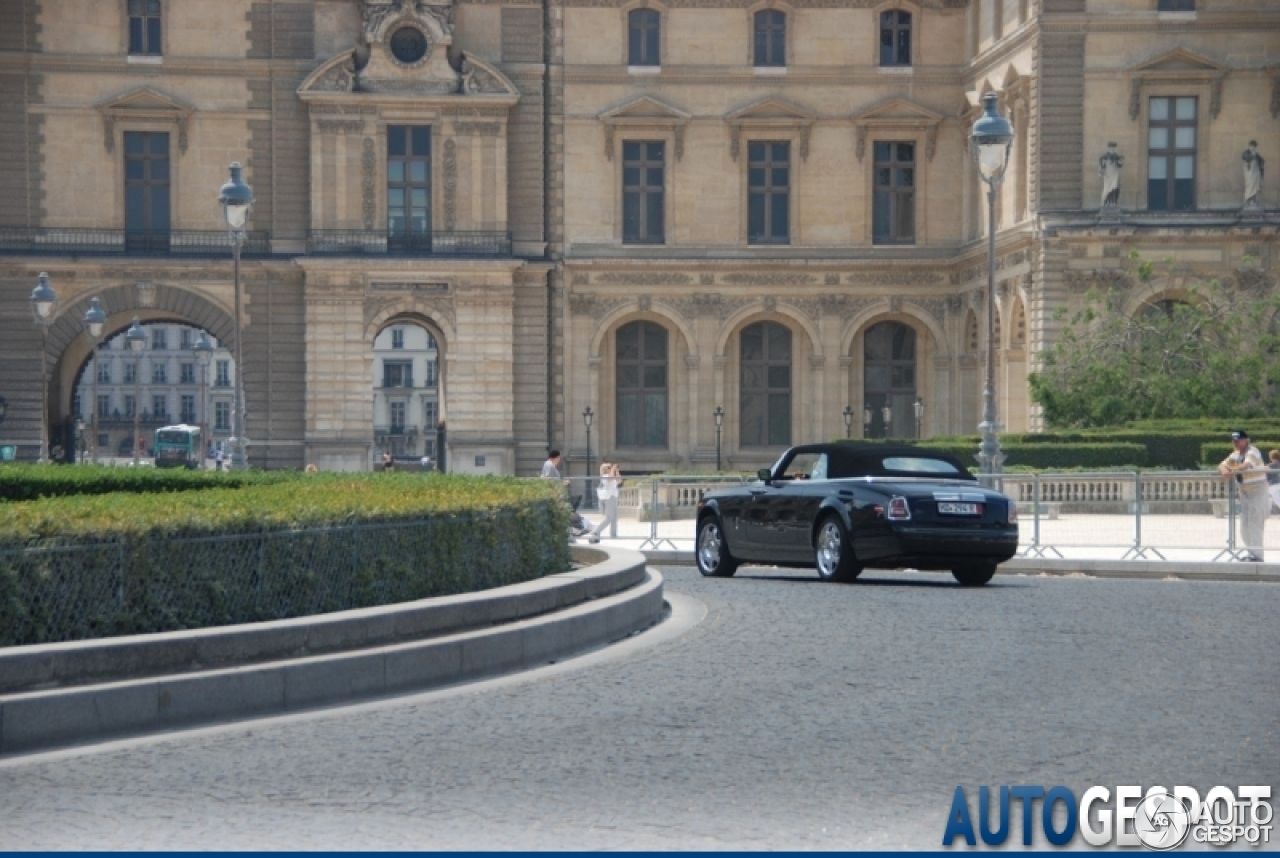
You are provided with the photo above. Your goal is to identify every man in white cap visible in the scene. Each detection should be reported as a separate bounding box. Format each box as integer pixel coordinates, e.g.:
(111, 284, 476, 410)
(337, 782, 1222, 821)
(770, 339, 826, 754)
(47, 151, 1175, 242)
(1218, 429, 1269, 562)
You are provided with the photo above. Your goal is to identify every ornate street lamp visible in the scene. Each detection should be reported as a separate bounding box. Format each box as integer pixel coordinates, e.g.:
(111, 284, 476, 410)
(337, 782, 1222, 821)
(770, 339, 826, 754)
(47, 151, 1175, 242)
(713, 405, 725, 471)
(193, 331, 213, 469)
(82, 297, 106, 464)
(29, 272, 58, 463)
(881, 403, 893, 439)
(219, 162, 255, 470)
(913, 397, 925, 440)
(970, 92, 1014, 475)
(842, 405, 854, 439)
(863, 403, 872, 439)
(582, 406, 594, 507)
(125, 317, 147, 465)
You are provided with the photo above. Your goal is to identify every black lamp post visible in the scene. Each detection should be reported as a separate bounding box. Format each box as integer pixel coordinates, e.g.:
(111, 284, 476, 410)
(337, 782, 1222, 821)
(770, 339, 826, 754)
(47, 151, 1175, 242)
(713, 405, 724, 471)
(30, 272, 57, 463)
(125, 317, 147, 464)
(82, 297, 106, 464)
(842, 405, 854, 439)
(219, 162, 254, 470)
(582, 406, 594, 506)
(193, 331, 213, 468)
(970, 92, 1014, 475)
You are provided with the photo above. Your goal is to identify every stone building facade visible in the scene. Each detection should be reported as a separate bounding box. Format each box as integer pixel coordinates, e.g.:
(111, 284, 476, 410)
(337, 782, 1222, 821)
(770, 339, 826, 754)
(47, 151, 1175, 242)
(0, 0, 1275, 474)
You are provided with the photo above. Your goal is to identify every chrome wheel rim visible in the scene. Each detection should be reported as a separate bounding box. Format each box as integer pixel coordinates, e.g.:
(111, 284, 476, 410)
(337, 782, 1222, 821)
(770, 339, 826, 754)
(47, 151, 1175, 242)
(698, 522, 723, 572)
(816, 520, 842, 578)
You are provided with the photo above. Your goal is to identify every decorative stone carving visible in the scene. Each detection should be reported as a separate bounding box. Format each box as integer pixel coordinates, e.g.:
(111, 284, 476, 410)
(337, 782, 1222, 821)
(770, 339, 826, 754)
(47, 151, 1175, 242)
(461, 56, 508, 94)
(316, 119, 365, 134)
(351, 0, 462, 94)
(946, 295, 964, 313)
(1102, 245, 1122, 258)
(913, 297, 951, 325)
(594, 272, 693, 286)
(135, 280, 157, 308)
(1242, 140, 1265, 209)
(824, 273, 839, 286)
(453, 122, 502, 136)
(1099, 142, 1123, 208)
(361, 138, 376, 229)
(368, 281, 450, 293)
(314, 54, 356, 92)
(568, 292, 629, 320)
(571, 272, 590, 286)
(888, 295, 903, 313)
(809, 355, 826, 370)
(443, 138, 457, 230)
(1064, 270, 1133, 294)
(684, 354, 701, 370)
(662, 293, 751, 321)
(310, 105, 380, 115)
(762, 296, 777, 313)
(857, 272, 946, 287)
(721, 272, 816, 287)
(637, 296, 652, 312)
(699, 274, 715, 286)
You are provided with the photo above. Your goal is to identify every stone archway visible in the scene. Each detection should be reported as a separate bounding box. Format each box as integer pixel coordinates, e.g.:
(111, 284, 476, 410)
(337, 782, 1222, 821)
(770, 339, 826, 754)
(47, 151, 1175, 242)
(371, 314, 447, 471)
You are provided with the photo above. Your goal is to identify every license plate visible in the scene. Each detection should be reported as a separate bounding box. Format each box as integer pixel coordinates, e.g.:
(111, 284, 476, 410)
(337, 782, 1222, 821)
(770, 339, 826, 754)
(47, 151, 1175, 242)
(938, 502, 981, 515)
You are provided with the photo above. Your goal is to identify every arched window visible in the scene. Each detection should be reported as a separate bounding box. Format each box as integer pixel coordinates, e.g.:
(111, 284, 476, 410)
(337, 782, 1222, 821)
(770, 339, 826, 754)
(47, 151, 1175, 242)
(616, 321, 668, 447)
(627, 8, 660, 66)
(740, 321, 791, 446)
(753, 10, 786, 67)
(863, 321, 917, 438)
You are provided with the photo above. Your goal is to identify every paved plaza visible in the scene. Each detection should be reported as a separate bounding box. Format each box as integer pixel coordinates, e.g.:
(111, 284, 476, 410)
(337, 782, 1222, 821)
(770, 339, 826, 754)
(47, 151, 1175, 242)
(1, 566, 1275, 849)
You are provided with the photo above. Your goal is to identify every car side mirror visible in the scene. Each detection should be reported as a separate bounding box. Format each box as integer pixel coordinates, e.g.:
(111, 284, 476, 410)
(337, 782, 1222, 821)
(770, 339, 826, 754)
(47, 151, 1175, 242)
(757, 468, 773, 482)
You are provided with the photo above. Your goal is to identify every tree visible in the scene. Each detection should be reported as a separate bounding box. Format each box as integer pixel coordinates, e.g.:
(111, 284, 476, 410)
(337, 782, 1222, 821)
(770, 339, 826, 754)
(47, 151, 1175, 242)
(1029, 256, 1280, 428)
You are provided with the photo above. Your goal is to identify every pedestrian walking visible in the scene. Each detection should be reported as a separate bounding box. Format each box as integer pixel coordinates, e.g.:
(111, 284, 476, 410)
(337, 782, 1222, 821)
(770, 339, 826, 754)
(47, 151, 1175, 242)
(381, 449, 394, 472)
(215, 446, 225, 471)
(542, 449, 589, 537)
(588, 461, 623, 544)
(1218, 429, 1269, 562)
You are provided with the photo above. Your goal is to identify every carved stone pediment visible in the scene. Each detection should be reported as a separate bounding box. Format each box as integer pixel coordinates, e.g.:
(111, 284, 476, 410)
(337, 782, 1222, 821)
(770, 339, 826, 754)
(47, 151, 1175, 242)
(1127, 48, 1229, 119)
(850, 96, 946, 162)
(96, 86, 194, 153)
(599, 95, 692, 160)
(358, 0, 459, 94)
(725, 96, 817, 161)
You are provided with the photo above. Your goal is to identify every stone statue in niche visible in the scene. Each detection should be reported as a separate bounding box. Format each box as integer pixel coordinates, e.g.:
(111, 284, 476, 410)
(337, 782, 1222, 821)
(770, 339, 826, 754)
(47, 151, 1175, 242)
(1242, 141, 1265, 209)
(1099, 142, 1123, 208)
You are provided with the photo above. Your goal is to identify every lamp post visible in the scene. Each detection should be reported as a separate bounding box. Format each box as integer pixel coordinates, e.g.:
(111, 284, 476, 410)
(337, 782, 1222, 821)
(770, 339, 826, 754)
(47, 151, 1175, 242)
(970, 91, 1014, 475)
(29, 273, 58, 463)
(713, 406, 724, 471)
(582, 406, 594, 506)
(913, 397, 925, 440)
(219, 162, 255, 470)
(862, 404, 872, 439)
(76, 418, 85, 463)
(881, 403, 893, 439)
(125, 317, 147, 465)
(82, 297, 106, 464)
(193, 332, 213, 469)
(842, 405, 854, 439)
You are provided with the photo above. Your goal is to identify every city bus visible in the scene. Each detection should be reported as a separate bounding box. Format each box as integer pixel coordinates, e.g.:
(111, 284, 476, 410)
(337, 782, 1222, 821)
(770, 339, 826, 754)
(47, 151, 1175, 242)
(154, 424, 204, 469)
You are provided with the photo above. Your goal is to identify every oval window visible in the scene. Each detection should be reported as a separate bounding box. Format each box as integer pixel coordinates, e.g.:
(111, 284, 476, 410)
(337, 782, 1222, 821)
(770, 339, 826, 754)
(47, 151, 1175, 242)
(389, 27, 428, 64)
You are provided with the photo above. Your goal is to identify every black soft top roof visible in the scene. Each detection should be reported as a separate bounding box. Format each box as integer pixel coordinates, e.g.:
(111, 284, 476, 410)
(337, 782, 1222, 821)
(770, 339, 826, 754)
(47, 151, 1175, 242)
(782, 443, 977, 481)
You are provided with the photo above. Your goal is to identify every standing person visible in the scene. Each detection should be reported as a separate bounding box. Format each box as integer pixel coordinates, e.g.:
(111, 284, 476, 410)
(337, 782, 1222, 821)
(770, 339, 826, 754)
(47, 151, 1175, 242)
(1218, 429, 1269, 562)
(589, 461, 623, 544)
(1267, 449, 1280, 513)
(542, 449, 588, 537)
(381, 449, 394, 472)
(215, 445, 225, 471)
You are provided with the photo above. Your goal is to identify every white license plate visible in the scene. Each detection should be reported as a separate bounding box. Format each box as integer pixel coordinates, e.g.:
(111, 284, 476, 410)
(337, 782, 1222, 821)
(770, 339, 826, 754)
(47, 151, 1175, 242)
(938, 502, 981, 515)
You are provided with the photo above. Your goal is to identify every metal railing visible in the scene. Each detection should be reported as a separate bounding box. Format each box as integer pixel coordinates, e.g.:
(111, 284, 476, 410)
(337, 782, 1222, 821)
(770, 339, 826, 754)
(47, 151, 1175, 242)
(307, 230, 511, 256)
(0, 227, 272, 257)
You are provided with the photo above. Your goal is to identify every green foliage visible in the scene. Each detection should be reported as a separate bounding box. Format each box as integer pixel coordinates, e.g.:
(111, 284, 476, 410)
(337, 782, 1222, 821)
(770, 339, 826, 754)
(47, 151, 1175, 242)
(914, 440, 1147, 470)
(0, 474, 572, 646)
(0, 464, 295, 502)
(1200, 441, 1280, 466)
(1029, 256, 1280, 427)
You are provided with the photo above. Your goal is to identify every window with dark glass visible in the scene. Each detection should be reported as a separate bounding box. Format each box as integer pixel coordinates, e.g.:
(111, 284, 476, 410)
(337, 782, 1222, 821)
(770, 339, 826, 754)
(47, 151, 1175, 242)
(180, 394, 196, 424)
(863, 321, 917, 439)
(152, 394, 167, 419)
(214, 401, 230, 431)
(622, 141, 665, 244)
(390, 401, 407, 431)
(128, 0, 162, 56)
(392, 328, 405, 349)
(753, 10, 786, 67)
(628, 9, 660, 66)
(740, 321, 791, 447)
(151, 328, 167, 350)
(180, 362, 195, 384)
(124, 131, 170, 250)
(97, 363, 112, 384)
(748, 141, 790, 244)
(1157, 0, 1194, 10)
(215, 360, 230, 387)
(125, 395, 136, 418)
(151, 362, 167, 384)
(387, 125, 431, 248)
(1148, 96, 1196, 211)
(879, 10, 912, 66)
(873, 141, 915, 245)
(97, 394, 111, 418)
(383, 360, 414, 388)
(616, 321, 668, 448)
(124, 363, 137, 384)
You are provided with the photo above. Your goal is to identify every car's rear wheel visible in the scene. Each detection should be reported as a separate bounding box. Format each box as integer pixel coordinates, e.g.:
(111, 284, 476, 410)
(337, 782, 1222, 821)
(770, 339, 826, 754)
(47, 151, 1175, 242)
(696, 516, 739, 578)
(814, 516, 862, 583)
(952, 562, 997, 587)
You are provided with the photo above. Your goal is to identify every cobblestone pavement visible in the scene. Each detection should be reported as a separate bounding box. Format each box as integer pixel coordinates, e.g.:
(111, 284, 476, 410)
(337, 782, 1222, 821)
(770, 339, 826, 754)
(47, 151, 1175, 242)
(1, 567, 1276, 849)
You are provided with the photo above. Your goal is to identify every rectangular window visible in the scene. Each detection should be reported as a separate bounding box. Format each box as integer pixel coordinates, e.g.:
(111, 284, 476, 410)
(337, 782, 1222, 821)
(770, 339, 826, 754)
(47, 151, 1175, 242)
(390, 401, 407, 431)
(391, 328, 405, 350)
(753, 10, 786, 67)
(152, 394, 167, 419)
(180, 394, 196, 424)
(879, 10, 912, 66)
(215, 360, 230, 387)
(97, 362, 112, 384)
(214, 401, 230, 432)
(128, 0, 162, 56)
(873, 141, 916, 244)
(124, 363, 137, 384)
(622, 141, 665, 244)
(425, 359, 438, 388)
(124, 131, 170, 251)
(628, 8, 660, 66)
(387, 125, 431, 250)
(1148, 96, 1196, 211)
(74, 393, 82, 420)
(124, 395, 136, 418)
(97, 394, 111, 418)
(180, 362, 195, 384)
(382, 360, 413, 388)
(151, 328, 167, 350)
(424, 400, 438, 427)
(151, 363, 167, 384)
(180, 328, 192, 350)
(1157, 0, 1194, 10)
(747, 141, 790, 245)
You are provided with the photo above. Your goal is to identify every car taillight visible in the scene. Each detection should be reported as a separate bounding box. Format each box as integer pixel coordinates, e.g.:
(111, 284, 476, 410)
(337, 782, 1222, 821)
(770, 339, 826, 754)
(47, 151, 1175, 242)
(1007, 501, 1018, 524)
(887, 496, 911, 521)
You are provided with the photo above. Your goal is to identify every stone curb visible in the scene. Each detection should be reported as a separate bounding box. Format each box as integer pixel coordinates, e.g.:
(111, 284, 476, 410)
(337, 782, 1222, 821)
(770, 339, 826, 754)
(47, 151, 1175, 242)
(643, 550, 1280, 583)
(0, 547, 663, 756)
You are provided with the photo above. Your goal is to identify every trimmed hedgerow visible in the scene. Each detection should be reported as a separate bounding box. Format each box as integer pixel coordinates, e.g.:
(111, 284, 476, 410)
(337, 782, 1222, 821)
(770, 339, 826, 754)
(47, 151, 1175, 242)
(0, 464, 295, 502)
(0, 473, 571, 646)
(1200, 441, 1280, 467)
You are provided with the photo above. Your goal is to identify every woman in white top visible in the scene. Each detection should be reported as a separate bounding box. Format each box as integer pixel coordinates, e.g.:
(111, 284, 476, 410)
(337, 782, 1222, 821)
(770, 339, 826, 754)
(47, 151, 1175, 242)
(589, 462, 622, 543)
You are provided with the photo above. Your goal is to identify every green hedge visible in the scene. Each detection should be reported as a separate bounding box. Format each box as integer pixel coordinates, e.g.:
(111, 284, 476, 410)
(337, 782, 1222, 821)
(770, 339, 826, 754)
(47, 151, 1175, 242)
(0, 474, 571, 646)
(916, 441, 1147, 470)
(0, 464, 296, 502)
(1200, 442, 1280, 466)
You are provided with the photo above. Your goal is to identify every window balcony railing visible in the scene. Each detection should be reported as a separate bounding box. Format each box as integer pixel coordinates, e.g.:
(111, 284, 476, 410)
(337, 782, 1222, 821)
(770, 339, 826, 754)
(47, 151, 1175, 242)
(374, 425, 419, 438)
(308, 230, 511, 257)
(0, 227, 272, 257)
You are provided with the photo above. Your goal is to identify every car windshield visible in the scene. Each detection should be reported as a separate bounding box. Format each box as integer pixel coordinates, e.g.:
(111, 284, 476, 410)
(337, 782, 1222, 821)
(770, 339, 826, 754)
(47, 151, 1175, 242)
(881, 455, 965, 475)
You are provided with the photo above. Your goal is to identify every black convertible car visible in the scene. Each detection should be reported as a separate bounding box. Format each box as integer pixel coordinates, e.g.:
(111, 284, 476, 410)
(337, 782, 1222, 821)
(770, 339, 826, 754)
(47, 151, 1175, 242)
(695, 443, 1019, 586)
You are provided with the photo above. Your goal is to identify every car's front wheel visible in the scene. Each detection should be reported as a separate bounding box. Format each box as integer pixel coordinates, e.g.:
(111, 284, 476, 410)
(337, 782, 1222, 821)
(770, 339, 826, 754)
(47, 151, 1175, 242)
(951, 562, 997, 587)
(814, 516, 862, 583)
(696, 516, 739, 578)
